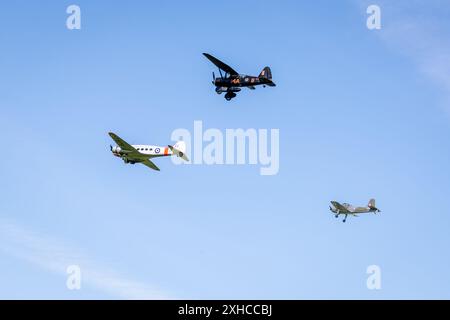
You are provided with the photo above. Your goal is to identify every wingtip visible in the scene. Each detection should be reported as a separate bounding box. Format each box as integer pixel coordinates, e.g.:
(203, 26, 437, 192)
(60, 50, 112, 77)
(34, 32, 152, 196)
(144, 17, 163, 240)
(203, 53, 212, 59)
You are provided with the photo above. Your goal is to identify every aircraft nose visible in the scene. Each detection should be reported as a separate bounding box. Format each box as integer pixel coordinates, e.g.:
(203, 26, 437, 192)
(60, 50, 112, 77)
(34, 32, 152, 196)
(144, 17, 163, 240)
(111, 146, 121, 154)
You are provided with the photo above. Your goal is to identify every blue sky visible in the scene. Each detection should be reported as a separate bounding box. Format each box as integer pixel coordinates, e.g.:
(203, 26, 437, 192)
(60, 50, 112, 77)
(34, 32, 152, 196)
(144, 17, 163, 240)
(1, 0, 450, 299)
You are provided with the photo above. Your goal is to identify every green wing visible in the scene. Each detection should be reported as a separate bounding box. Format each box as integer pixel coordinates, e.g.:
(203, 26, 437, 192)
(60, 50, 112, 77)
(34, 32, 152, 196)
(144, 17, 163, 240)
(108, 132, 137, 154)
(142, 159, 160, 171)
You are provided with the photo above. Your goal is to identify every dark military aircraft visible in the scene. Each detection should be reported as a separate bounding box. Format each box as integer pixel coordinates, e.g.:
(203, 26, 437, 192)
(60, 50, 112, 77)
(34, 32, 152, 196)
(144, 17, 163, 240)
(203, 53, 276, 101)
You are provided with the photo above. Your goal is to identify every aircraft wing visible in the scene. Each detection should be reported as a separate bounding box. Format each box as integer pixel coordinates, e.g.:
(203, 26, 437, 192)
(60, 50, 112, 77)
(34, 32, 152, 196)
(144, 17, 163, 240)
(331, 201, 350, 213)
(141, 159, 160, 171)
(203, 53, 239, 76)
(109, 132, 138, 154)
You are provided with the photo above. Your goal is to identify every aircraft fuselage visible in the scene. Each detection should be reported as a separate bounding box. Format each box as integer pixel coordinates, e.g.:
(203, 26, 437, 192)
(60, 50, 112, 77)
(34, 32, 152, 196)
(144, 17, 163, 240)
(329, 206, 377, 214)
(111, 144, 173, 163)
(214, 75, 271, 88)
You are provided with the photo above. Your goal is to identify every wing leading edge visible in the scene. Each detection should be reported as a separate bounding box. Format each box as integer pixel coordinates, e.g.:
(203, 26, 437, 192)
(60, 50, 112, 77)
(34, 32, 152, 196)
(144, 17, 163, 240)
(203, 53, 239, 76)
(109, 132, 137, 153)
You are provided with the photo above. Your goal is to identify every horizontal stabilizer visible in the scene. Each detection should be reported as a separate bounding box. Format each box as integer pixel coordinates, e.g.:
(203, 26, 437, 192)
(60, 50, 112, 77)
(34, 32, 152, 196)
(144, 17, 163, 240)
(169, 141, 189, 161)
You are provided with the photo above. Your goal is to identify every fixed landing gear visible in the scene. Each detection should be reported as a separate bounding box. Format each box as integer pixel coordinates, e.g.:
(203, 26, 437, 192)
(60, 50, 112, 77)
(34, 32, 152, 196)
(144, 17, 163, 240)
(224, 91, 236, 101)
(343, 214, 348, 223)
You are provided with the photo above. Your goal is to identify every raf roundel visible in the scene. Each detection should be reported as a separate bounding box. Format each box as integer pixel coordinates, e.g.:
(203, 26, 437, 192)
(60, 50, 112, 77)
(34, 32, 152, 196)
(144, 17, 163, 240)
(155, 148, 160, 154)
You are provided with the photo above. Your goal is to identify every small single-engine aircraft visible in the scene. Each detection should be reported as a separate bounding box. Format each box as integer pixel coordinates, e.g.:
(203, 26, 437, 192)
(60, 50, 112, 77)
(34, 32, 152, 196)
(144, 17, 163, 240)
(108, 132, 189, 171)
(203, 53, 276, 101)
(329, 199, 381, 223)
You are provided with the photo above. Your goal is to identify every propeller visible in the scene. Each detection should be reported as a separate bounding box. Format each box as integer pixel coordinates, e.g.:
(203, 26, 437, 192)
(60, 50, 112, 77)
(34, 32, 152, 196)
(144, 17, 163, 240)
(110, 145, 113, 151)
(212, 71, 216, 84)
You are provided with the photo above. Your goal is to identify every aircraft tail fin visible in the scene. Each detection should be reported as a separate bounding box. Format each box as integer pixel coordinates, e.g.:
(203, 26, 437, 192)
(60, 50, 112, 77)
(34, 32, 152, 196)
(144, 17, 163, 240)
(169, 141, 189, 162)
(368, 199, 376, 208)
(259, 66, 272, 80)
(259, 66, 276, 86)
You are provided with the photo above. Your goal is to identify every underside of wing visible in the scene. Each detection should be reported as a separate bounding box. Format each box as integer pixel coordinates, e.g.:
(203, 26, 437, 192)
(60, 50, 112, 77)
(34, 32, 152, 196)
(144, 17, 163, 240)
(203, 53, 239, 76)
(331, 201, 349, 212)
(141, 159, 160, 171)
(109, 132, 138, 154)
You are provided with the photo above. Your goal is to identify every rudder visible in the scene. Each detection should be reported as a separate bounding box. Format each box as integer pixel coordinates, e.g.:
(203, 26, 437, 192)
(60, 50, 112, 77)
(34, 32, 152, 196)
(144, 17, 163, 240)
(259, 66, 272, 80)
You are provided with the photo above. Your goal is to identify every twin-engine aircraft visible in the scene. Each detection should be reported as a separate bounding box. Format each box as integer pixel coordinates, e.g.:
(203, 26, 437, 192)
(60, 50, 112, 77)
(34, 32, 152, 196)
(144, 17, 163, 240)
(109, 132, 188, 171)
(329, 199, 381, 223)
(203, 53, 276, 101)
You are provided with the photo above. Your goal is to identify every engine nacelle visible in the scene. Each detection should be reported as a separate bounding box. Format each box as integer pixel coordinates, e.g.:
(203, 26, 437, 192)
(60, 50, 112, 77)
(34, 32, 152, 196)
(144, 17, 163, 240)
(112, 146, 122, 154)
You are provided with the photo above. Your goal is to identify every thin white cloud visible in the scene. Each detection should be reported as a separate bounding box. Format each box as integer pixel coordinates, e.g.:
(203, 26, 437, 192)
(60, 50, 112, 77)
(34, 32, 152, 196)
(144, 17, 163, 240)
(357, 0, 450, 113)
(0, 219, 170, 299)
